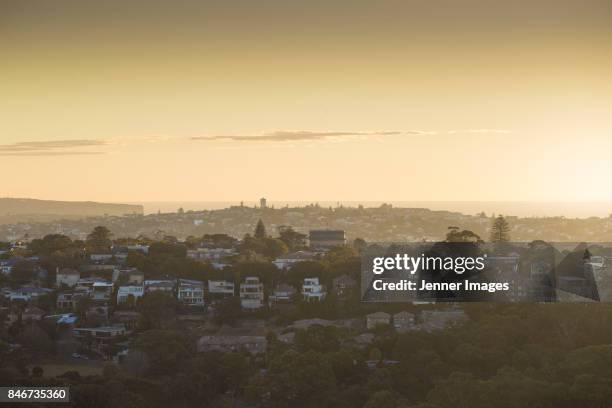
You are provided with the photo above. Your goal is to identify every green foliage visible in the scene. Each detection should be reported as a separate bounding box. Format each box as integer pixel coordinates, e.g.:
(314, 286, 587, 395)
(252, 350, 337, 408)
(133, 330, 192, 375)
(86, 226, 113, 252)
(278, 226, 307, 251)
(10, 260, 36, 284)
(138, 291, 179, 330)
(254, 219, 267, 239)
(294, 324, 342, 353)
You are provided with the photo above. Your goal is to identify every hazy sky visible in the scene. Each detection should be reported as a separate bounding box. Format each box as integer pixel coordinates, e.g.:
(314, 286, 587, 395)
(1, 0, 611, 203)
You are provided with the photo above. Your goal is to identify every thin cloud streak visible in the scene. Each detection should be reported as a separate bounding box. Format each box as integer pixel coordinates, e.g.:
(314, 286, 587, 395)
(191, 129, 512, 142)
(0, 139, 109, 156)
(193, 130, 411, 142)
(0, 151, 106, 157)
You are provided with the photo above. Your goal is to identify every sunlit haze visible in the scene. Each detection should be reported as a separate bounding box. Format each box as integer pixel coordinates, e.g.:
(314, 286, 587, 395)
(1, 0, 611, 204)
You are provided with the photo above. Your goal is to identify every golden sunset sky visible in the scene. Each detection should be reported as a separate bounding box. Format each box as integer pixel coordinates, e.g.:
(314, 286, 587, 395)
(1, 0, 611, 203)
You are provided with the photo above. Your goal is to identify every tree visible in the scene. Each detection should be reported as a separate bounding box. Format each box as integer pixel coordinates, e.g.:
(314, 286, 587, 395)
(278, 226, 307, 251)
(214, 296, 242, 325)
(490, 215, 511, 242)
(138, 291, 179, 329)
(254, 219, 267, 239)
(364, 390, 397, 408)
(446, 227, 482, 243)
(353, 238, 367, 253)
(251, 350, 337, 408)
(10, 260, 36, 284)
(86, 226, 113, 252)
(133, 330, 192, 375)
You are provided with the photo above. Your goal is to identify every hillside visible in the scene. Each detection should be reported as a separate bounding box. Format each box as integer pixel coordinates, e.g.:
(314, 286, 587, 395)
(0, 198, 143, 224)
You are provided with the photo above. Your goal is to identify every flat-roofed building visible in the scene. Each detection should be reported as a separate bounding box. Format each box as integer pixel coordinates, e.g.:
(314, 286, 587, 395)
(240, 277, 264, 309)
(309, 230, 346, 250)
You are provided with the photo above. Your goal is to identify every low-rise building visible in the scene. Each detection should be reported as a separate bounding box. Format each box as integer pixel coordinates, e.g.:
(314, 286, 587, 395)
(92, 282, 113, 302)
(56, 292, 88, 310)
(366, 312, 391, 329)
(5, 286, 52, 302)
(302, 277, 326, 302)
(187, 247, 237, 262)
(240, 277, 265, 309)
(208, 280, 235, 296)
(309, 230, 346, 250)
(273, 251, 317, 269)
(144, 280, 175, 293)
(178, 279, 205, 306)
(112, 268, 144, 284)
(117, 285, 144, 304)
(269, 283, 297, 304)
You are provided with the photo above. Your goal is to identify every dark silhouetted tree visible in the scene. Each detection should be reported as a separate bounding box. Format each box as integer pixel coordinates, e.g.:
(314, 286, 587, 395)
(490, 215, 511, 242)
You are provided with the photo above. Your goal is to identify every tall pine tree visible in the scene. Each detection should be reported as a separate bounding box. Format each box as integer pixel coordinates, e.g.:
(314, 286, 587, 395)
(254, 219, 267, 239)
(490, 215, 511, 242)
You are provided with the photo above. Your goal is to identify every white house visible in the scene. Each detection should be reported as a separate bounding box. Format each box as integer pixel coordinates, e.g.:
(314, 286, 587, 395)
(178, 279, 205, 306)
(92, 282, 113, 302)
(144, 280, 175, 293)
(187, 248, 237, 262)
(208, 280, 235, 296)
(302, 277, 326, 302)
(240, 277, 265, 309)
(273, 251, 317, 270)
(117, 285, 144, 304)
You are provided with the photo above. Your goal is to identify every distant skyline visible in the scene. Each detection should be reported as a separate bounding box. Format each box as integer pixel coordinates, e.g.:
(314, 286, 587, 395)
(1, 1, 611, 202)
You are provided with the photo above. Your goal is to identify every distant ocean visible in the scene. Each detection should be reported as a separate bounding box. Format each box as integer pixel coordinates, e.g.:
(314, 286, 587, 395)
(131, 201, 612, 219)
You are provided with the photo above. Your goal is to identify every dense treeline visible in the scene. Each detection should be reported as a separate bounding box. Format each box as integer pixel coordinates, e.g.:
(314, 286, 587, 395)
(4, 304, 612, 407)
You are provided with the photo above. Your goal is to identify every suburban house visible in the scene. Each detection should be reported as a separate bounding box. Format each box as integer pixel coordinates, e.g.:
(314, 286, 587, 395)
(366, 312, 391, 329)
(208, 280, 235, 296)
(272, 251, 317, 269)
(144, 280, 175, 293)
(72, 325, 127, 353)
(187, 247, 237, 262)
(5, 286, 52, 302)
(92, 282, 114, 302)
(302, 277, 326, 302)
(56, 268, 80, 287)
(117, 285, 144, 304)
(177, 279, 205, 306)
(56, 291, 88, 310)
(268, 283, 297, 304)
(240, 277, 265, 309)
(112, 268, 144, 284)
(309, 230, 346, 250)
